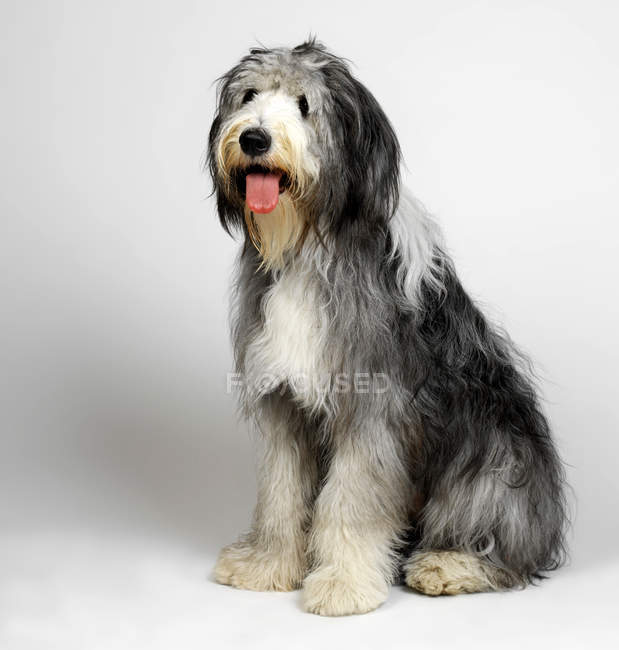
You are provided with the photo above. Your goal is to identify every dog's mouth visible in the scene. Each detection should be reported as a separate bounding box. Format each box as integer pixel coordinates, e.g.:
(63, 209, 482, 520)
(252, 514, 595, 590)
(233, 165, 290, 214)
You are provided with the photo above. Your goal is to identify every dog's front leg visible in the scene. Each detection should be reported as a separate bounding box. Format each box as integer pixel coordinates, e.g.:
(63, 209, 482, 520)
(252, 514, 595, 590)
(303, 426, 411, 616)
(214, 396, 316, 591)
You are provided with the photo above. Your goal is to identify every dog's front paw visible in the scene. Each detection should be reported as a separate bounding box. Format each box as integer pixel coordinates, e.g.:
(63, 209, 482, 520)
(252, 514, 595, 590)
(302, 566, 388, 616)
(214, 542, 305, 592)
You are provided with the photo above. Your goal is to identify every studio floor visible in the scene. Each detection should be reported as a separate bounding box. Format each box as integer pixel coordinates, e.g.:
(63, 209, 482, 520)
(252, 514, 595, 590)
(1, 430, 617, 650)
(2, 531, 618, 650)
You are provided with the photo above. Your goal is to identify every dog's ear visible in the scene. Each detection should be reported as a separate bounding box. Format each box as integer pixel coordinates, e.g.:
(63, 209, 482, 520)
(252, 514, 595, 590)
(321, 61, 401, 230)
(208, 107, 244, 235)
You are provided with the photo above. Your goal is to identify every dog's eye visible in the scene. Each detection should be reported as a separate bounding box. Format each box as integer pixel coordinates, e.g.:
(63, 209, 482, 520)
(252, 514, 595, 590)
(298, 94, 309, 118)
(242, 88, 258, 104)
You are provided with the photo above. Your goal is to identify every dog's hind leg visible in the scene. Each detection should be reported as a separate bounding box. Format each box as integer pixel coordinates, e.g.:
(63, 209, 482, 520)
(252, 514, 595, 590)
(404, 428, 566, 596)
(404, 550, 516, 595)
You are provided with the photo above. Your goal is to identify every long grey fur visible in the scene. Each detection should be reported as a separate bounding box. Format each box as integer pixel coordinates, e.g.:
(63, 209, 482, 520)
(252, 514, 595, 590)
(208, 39, 567, 615)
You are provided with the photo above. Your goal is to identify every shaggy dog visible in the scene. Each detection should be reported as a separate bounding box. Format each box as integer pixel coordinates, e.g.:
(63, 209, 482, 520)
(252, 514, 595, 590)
(208, 39, 567, 616)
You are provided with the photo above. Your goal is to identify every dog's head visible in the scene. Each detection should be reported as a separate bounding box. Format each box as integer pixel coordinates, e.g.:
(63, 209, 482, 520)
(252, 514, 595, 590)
(208, 39, 400, 268)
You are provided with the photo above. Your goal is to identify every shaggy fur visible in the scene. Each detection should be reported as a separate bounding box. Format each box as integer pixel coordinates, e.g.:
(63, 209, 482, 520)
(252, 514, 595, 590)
(208, 39, 567, 616)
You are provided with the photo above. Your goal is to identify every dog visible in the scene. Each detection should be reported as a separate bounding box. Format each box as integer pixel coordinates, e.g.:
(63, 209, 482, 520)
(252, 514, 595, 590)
(207, 39, 567, 616)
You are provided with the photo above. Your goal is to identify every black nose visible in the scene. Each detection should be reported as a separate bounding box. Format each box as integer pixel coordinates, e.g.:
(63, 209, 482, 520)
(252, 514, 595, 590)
(239, 128, 271, 156)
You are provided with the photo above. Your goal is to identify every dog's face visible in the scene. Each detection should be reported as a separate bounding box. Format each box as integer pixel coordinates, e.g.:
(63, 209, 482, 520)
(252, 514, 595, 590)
(208, 40, 401, 268)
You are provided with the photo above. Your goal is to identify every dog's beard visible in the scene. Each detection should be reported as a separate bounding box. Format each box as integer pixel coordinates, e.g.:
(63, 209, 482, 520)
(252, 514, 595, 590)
(217, 126, 316, 269)
(244, 194, 307, 269)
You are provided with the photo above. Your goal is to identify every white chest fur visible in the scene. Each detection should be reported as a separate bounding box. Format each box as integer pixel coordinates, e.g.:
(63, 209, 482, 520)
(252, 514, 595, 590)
(243, 269, 331, 410)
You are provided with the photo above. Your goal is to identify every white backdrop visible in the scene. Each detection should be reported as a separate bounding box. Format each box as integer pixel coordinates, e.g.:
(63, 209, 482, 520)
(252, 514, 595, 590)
(2, 1, 618, 648)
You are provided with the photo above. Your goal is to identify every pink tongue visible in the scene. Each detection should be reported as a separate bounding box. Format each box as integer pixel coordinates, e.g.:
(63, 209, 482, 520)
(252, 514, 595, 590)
(245, 172, 281, 214)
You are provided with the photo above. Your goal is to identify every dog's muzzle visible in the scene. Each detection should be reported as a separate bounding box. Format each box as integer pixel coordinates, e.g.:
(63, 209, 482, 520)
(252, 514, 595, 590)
(236, 128, 285, 214)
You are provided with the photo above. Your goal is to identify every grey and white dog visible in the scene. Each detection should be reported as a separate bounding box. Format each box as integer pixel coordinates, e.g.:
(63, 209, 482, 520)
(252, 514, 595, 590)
(208, 39, 567, 616)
